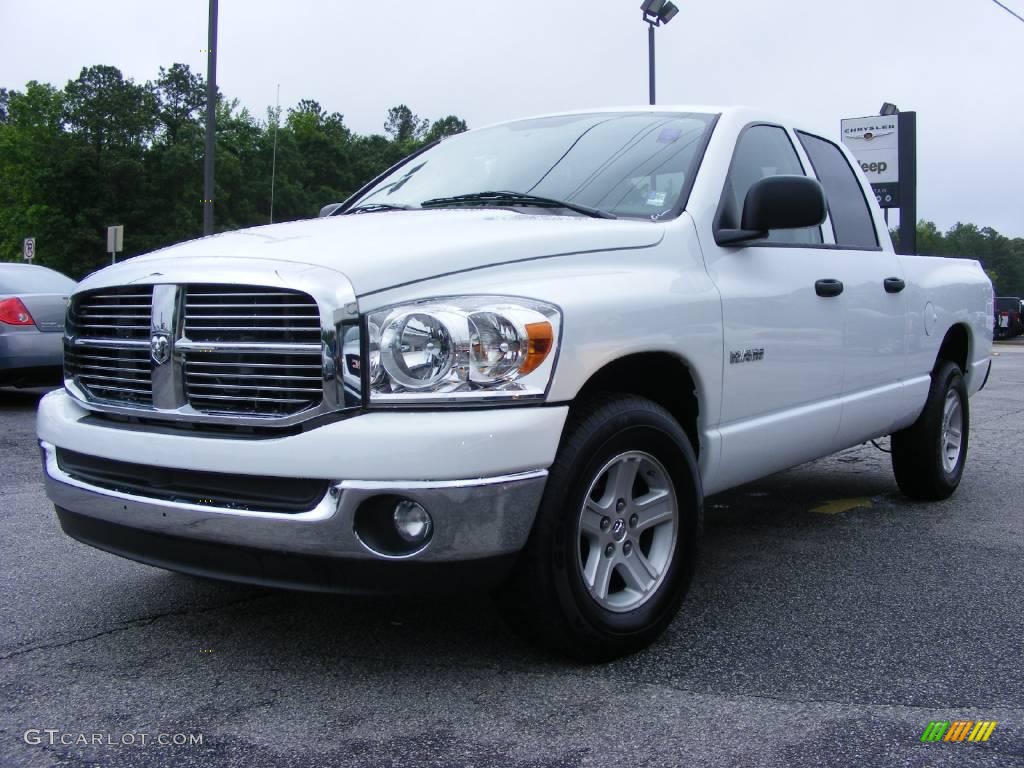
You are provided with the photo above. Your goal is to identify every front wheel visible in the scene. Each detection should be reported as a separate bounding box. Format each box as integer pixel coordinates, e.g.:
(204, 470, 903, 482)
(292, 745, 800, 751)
(891, 360, 969, 500)
(501, 395, 703, 661)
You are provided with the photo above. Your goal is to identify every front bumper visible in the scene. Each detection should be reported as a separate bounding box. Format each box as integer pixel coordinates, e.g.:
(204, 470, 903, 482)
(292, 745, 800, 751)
(39, 390, 567, 592)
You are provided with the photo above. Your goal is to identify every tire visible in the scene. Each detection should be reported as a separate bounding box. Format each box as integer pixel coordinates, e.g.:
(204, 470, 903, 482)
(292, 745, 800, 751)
(500, 394, 703, 662)
(891, 360, 969, 501)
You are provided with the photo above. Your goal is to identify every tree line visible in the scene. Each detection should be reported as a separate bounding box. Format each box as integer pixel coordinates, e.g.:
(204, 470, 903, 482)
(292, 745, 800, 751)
(0, 63, 466, 279)
(1, 64, 1022, 297)
(892, 221, 1024, 298)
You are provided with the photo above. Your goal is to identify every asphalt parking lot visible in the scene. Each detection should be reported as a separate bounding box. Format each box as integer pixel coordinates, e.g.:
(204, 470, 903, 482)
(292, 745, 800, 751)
(2, 342, 1022, 768)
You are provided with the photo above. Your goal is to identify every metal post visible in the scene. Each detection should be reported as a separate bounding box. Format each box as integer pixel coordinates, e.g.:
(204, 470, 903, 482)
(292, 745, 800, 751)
(203, 0, 218, 236)
(648, 24, 656, 105)
(896, 111, 917, 255)
(270, 83, 280, 224)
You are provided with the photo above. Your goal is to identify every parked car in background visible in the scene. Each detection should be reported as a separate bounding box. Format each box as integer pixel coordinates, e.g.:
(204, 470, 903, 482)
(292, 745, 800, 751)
(994, 296, 1022, 339)
(0, 264, 76, 387)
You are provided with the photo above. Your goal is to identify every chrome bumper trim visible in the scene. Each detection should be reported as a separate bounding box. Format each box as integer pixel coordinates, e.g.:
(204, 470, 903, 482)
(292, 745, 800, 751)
(42, 442, 547, 562)
(337, 470, 548, 491)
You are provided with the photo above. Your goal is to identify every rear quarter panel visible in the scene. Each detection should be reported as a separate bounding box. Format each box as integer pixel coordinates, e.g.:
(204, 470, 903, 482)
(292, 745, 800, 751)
(897, 254, 993, 405)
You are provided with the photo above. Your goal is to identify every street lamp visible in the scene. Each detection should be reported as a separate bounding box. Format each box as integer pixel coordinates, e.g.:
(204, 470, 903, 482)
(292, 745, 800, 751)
(641, 0, 679, 105)
(879, 102, 900, 116)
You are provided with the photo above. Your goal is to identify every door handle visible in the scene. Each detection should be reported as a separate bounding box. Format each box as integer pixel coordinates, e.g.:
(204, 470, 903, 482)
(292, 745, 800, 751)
(884, 277, 906, 294)
(815, 279, 844, 298)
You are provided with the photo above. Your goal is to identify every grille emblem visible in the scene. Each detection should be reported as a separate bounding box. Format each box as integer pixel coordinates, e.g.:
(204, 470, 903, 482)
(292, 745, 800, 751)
(151, 334, 171, 365)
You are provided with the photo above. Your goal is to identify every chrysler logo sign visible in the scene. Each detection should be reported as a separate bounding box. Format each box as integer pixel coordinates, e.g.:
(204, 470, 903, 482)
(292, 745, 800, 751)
(151, 334, 170, 365)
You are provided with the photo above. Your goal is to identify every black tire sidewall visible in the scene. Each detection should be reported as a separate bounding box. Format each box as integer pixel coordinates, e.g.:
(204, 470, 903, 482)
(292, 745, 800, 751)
(546, 403, 701, 646)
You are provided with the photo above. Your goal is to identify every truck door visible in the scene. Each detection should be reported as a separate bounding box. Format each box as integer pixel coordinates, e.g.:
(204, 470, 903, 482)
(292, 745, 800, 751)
(701, 124, 846, 491)
(795, 131, 908, 446)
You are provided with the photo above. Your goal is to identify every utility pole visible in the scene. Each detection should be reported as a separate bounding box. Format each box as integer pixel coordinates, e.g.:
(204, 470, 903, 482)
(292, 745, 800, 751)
(896, 111, 917, 255)
(648, 24, 656, 105)
(203, 0, 218, 236)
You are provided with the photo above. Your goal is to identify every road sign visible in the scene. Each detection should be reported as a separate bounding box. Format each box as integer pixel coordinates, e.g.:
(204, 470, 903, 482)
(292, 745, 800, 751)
(23, 238, 35, 262)
(107, 225, 124, 253)
(107, 225, 124, 264)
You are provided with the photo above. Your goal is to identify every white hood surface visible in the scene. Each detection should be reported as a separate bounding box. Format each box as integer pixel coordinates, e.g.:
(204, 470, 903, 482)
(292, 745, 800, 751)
(102, 209, 664, 296)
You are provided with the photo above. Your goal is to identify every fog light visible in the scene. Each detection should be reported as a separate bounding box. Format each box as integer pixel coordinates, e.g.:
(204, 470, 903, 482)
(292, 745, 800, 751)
(393, 500, 432, 544)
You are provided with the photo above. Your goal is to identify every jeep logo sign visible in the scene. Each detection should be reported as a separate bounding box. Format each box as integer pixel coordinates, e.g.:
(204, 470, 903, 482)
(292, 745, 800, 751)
(841, 116, 898, 184)
(841, 114, 900, 209)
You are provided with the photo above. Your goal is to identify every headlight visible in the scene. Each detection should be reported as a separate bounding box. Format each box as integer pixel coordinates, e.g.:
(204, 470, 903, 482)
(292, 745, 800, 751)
(367, 296, 561, 404)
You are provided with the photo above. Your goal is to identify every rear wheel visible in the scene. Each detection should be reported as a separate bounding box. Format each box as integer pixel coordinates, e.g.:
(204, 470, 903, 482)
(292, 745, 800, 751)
(891, 360, 969, 500)
(501, 395, 703, 661)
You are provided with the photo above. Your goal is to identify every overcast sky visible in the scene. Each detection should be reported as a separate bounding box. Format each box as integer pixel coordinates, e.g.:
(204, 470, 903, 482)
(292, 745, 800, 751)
(2, 0, 1022, 236)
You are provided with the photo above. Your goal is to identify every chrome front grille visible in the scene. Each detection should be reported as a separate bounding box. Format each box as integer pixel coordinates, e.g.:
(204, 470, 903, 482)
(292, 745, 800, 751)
(66, 287, 155, 405)
(63, 276, 360, 426)
(182, 286, 324, 416)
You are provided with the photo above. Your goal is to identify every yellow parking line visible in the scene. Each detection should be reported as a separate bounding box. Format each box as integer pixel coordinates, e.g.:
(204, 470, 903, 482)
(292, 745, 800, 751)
(810, 497, 874, 515)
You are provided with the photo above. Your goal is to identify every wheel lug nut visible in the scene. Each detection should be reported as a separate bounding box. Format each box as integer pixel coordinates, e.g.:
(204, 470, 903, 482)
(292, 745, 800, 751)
(623, 541, 633, 556)
(600, 517, 611, 531)
(616, 498, 626, 512)
(629, 513, 638, 528)
(604, 544, 615, 558)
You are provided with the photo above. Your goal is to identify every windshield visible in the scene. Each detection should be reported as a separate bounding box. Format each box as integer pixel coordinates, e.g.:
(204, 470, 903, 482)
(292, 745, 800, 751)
(348, 111, 716, 220)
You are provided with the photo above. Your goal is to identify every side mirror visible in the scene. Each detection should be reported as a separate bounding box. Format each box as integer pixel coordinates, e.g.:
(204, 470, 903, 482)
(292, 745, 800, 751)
(717, 175, 827, 245)
(319, 202, 343, 218)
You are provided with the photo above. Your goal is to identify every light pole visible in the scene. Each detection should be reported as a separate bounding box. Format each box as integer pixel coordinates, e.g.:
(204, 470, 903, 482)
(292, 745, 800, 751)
(204, 0, 218, 236)
(640, 0, 679, 105)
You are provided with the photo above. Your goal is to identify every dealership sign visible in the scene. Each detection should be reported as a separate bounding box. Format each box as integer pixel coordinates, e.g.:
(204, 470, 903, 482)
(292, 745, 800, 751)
(841, 115, 899, 208)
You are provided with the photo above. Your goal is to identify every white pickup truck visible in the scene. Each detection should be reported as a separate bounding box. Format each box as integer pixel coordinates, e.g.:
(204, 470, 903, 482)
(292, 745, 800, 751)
(38, 106, 993, 660)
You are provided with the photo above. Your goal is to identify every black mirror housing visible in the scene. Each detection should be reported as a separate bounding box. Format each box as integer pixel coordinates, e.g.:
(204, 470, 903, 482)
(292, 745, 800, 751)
(740, 175, 826, 233)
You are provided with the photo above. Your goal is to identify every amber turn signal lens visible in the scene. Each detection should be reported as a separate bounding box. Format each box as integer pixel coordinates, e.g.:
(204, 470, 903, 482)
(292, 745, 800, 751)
(520, 321, 554, 375)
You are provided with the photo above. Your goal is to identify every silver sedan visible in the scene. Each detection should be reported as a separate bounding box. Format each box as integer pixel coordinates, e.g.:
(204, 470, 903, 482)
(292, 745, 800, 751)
(0, 263, 76, 387)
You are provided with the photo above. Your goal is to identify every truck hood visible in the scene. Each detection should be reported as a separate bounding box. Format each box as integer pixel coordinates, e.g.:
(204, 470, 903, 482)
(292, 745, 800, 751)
(98, 209, 664, 296)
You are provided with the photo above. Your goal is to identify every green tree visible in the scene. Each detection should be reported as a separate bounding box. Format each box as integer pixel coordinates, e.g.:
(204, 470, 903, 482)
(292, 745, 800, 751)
(0, 65, 468, 278)
(153, 64, 206, 144)
(425, 115, 468, 143)
(384, 104, 429, 143)
(0, 82, 77, 274)
(892, 220, 1024, 297)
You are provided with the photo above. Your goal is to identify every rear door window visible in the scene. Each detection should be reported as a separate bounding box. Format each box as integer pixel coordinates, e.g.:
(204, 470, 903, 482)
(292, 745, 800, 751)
(797, 131, 879, 249)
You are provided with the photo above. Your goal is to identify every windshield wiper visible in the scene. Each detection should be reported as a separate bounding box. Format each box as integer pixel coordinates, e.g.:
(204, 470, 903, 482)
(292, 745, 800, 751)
(420, 191, 616, 219)
(343, 203, 414, 215)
